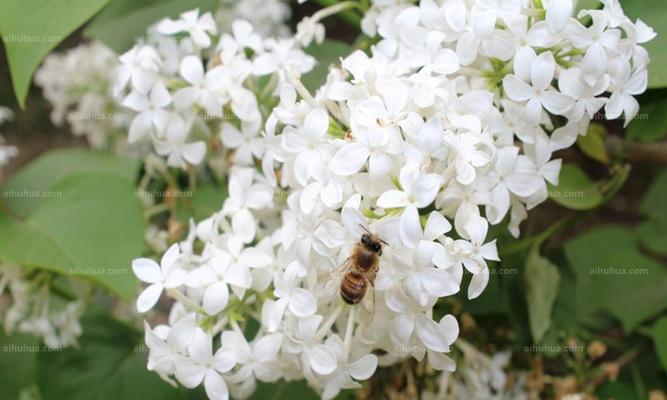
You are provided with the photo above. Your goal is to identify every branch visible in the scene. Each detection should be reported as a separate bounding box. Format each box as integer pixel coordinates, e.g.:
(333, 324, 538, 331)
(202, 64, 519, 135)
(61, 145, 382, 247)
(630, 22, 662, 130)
(606, 136, 667, 164)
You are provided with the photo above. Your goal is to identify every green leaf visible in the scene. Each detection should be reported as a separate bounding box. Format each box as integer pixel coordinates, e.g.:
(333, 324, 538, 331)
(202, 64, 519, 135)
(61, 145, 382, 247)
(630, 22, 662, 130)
(302, 40, 354, 93)
(638, 220, 667, 256)
(2, 149, 140, 218)
(36, 312, 198, 400)
(627, 90, 667, 142)
(638, 168, 667, 255)
(548, 164, 603, 210)
(577, 123, 610, 164)
(0, 331, 40, 399)
(83, 0, 218, 53)
(639, 168, 667, 223)
(651, 316, 667, 372)
(0, 0, 110, 107)
(524, 246, 561, 343)
(620, 0, 667, 88)
(0, 172, 145, 300)
(576, 0, 602, 11)
(564, 226, 667, 332)
(190, 181, 227, 221)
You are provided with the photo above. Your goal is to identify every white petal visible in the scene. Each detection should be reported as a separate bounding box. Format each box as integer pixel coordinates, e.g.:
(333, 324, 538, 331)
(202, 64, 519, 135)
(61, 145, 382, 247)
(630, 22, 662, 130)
(180, 55, 204, 84)
(329, 143, 369, 176)
(168, 313, 197, 348)
(137, 283, 163, 313)
(304, 108, 329, 138)
(376, 190, 409, 209)
(212, 348, 237, 373)
(203, 282, 229, 315)
(308, 345, 337, 375)
(239, 248, 272, 268)
(502, 75, 532, 102)
(416, 315, 450, 352)
(347, 354, 378, 381)
(468, 267, 489, 299)
(132, 258, 162, 283)
(400, 205, 422, 249)
(423, 212, 451, 241)
(531, 51, 555, 90)
(389, 314, 415, 346)
(288, 288, 317, 317)
(204, 371, 229, 400)
(546, 0, 573, 34)
(182, 142, 207, 165)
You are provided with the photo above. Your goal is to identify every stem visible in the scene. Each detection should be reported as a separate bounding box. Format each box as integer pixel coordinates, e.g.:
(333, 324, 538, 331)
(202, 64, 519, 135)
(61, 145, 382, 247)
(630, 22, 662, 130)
(315, 303, 344, 340)
(312, 0, 362, 27)
(166, 288, 205, 314)
(143, 203, 170, 219)
(343, 306, 356, 357)
(290, 73, 316, 104)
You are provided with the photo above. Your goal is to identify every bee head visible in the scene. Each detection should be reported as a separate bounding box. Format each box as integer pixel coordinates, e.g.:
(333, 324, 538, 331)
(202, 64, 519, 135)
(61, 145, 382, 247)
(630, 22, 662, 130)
(361, 233, 383, 255)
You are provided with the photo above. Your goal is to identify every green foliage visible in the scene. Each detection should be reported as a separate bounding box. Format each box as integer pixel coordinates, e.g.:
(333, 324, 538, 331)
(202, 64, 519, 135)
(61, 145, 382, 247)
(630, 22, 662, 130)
(36, 312, 202, 400)
(577, 124, 610, 164)
(620, 0, 667, 88)
(524, 245, 561, 343)
(564, 226, 667, 332)
(638, 169, 667, 255)
(652, 316, 667, 372)
(0, 150, 145, 300)
(84, 0, 218, 53)
(0, 0, 110, 108)
(189, 181, 228, 222)
(0, 331, 40, 399)
(627, 90, 667, 142)
(3, 149, 140, 218)
(549, 164, 603, 210)
(302, 40, 354, 94)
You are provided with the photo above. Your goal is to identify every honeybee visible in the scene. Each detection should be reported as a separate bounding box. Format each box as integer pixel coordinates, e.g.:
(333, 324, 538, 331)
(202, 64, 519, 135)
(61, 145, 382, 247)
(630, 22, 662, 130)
(318, 228, 387, 312)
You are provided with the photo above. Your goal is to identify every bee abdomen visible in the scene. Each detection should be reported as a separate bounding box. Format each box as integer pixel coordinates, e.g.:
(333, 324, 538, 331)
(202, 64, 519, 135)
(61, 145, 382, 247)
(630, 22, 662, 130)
(340, 272, 367, 305)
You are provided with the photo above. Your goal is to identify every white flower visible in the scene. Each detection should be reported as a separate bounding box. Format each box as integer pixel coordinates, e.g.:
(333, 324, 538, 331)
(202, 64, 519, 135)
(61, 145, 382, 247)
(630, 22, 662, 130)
(187, 246, 251, 315)
(122, 81, 172, 143)
(281, 108, 330, 186)
(376, 164, 444, 248)
(114, 45, 161, 95)
(284, 315, 337, 376)
(157, 9, 217, 48)
(154, 115, 207, 168)
(173, 55, 227, 117)
(133, 244, 186, 312)
(221, 330, 283, 397)
(175, 327, 236, 400)
(317, 335, 378, 400)
(503, 50, 574, 124)
(605, 60, 647, 125)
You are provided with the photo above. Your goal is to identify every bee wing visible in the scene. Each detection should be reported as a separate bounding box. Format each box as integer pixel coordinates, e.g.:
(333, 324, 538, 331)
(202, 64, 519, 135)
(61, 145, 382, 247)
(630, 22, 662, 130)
(314, 258, 353, 299)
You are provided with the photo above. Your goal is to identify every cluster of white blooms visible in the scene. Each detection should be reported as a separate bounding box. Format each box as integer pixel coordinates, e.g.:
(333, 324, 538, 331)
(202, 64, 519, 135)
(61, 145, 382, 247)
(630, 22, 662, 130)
(130, 1, 654, 399)
(433, 343, 527, 400)
(0, 265, 84, 348)
(0, 106, 18, 169)
(113, 6, 315, 170)
(34, 0, 291, 155)
(35, 42, 126, 150)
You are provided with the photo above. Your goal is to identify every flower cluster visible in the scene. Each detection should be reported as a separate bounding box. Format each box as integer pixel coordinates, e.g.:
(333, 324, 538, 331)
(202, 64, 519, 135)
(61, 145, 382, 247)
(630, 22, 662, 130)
(0, 106, 18, 169)
(0, 265, 84, 349)
(34, 0, 291, 155)
(112, 4, 311, 170)
(129, 1, 654, 399)
(35, 42, 127, 151)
